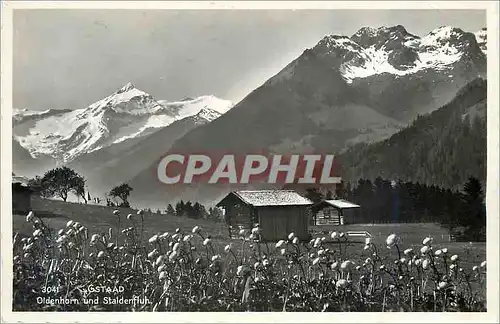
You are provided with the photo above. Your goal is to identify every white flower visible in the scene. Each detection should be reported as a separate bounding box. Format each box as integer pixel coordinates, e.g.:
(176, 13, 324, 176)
(169, 251, 178, 261)
(263, 259, 270, 267)
(365, 258, 372, 264)
(97, 251, 105, 259)
(160, 232, 169, 239)
(339, 232, 345, 239)
(237, 265, 249, 276)
(292, 237, 299, 245)
(280, 248, 286, 256)
(203, 238, 211, 246)
(472, 265, 479, 272)
(148, 235, 158, 244)
(288, 232, 295, 240)
(363, 244, 370, 250)
(404, 248, 413, 256)
(481, 261, 487, 268)
(33, 229, 42, 237)
(441, 248, 448, 254)
(438, 281, 447, 290)
(148, 249, 158, 259)
(158, 271, 167, 281)
(420, 246, 430, 254)
(26, 211, 34, 222)
(422, 259, 430, 270)
(340, 260, 352, 271)
(127, 214, 133, 220)
(450, 254, 459, 262)
(331, 262, 339, 270)
(386, 234, 397, 247)
(173, 242, 181, 252)
(355, 266, 361, 271)
(158, 264, 166, 273)
(252, 227, 260, 235)
(212, 255, 221, 262)
(434, 249, 442, 256)
(336, 279, 347, 288)
(400, 257, 406, 264)
(423, 237, 432, 245)
(192, 226, 201, 234)
(276, 240, 286, 248)
(224, 244, 232, 253)
(183, 235, 192, 242)
(331, 231, 338, 240)
(317, 249, 325, 256)
(365, 237, 372, 245)
(137, 209, 144, 216)
(312, 258, 320, 266)
(379, 265, 385, 270)
(66, 220, 74, 228)
(239, 229, 246, 235)
(112, 210, 120, 216)
(450, 264, 457, 270)
(156, 255, 165, 266)
(90, 234, 99, 243)
(58, 229, 65, 236)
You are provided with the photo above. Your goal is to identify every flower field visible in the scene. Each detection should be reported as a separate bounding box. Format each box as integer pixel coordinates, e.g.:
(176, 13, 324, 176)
(12, 206, 487, 312)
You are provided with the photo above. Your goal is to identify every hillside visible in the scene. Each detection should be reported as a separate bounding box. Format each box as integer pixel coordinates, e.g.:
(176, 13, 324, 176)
(126, 25, 486, 205)
(337, 77, 487, 190)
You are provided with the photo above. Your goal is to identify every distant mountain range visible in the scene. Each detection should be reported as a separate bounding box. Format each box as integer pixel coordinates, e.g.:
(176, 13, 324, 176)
(12, 25, 488, 208)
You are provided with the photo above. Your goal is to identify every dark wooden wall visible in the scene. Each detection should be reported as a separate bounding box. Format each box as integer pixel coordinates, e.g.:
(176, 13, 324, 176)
(258, 206, 310, 241)
(13, 189, 32, 214)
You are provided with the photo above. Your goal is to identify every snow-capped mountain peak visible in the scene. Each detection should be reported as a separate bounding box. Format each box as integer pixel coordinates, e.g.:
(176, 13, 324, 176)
(13, 85, 233, 162)
(329, 25, 486, 83)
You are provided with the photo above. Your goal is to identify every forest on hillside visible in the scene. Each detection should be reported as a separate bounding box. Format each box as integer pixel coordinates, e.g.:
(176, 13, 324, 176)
(337, 78, 487, 191)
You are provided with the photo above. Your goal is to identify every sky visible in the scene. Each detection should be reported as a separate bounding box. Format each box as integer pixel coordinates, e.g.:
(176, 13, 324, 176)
(13, 9, 486, 111)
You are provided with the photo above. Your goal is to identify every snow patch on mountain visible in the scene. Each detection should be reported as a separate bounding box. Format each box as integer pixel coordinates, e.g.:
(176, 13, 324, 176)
(475, 28, 487, 55)
(328, 26, 484, 83)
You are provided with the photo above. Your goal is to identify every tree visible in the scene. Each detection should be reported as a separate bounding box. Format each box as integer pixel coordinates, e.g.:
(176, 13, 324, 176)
(175, 200, 185, 217)
(166, 204, 175, 216)
(458, 177, 486, 241)
(39, 167, 86, 202)
(72, 176, 88, 204)
(304, 187, 324, 203)
(28, 176, 51, 198)
(109, 183, 133, 207)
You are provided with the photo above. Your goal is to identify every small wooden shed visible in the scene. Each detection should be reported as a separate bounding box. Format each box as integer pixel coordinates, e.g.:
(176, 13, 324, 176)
(216, 190, 313, 241)
(12, 175, 34, 214)
(313, 199, 361, 225)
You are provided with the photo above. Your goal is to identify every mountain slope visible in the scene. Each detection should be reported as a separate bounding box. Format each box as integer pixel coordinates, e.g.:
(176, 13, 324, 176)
(124, 25, 486, 206)
(13, 83, 233, 163)
(68, 108, 222, 195)
(336, 77, 487, 190)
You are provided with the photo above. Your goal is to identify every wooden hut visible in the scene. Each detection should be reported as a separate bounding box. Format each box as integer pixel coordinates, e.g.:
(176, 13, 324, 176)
(12, 175, 34, 214)
(313, 199, 361, 226)
(216, 190, 313, 241)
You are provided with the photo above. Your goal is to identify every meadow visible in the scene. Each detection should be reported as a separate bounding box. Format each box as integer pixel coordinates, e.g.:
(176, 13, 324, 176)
(12, 198, 487, 312)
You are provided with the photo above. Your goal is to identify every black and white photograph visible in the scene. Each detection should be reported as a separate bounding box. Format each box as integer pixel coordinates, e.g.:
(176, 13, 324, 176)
(1, 1, 499, 321)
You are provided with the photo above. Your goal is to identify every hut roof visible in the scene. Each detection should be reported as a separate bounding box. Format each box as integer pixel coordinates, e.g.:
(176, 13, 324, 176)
(316, 199, 360, 209)
(12, 174, 30, 187)
(218, 190, 313, 207)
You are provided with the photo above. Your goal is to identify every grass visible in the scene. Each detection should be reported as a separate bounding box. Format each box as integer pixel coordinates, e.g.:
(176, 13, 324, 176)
(11, 198, 487, 312)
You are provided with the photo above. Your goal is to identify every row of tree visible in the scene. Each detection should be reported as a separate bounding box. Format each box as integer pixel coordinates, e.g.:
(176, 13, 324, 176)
(28, 166, 134, 207)
(303, 176, 486, 241)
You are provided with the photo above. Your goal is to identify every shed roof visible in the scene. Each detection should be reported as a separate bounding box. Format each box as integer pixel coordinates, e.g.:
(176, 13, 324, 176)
(12, 174, 30, 187)
(218, 190, 313, 207)
(320, 199, 360, 209)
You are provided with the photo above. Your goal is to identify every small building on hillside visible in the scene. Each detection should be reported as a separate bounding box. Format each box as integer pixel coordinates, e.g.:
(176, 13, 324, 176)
(313, 199, 361, 226)
(12, 174, 34, 214)
(216, 190, 313, 241)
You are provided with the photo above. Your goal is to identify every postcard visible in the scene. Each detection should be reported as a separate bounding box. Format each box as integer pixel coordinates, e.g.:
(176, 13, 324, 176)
(1, 1, 498, 323)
